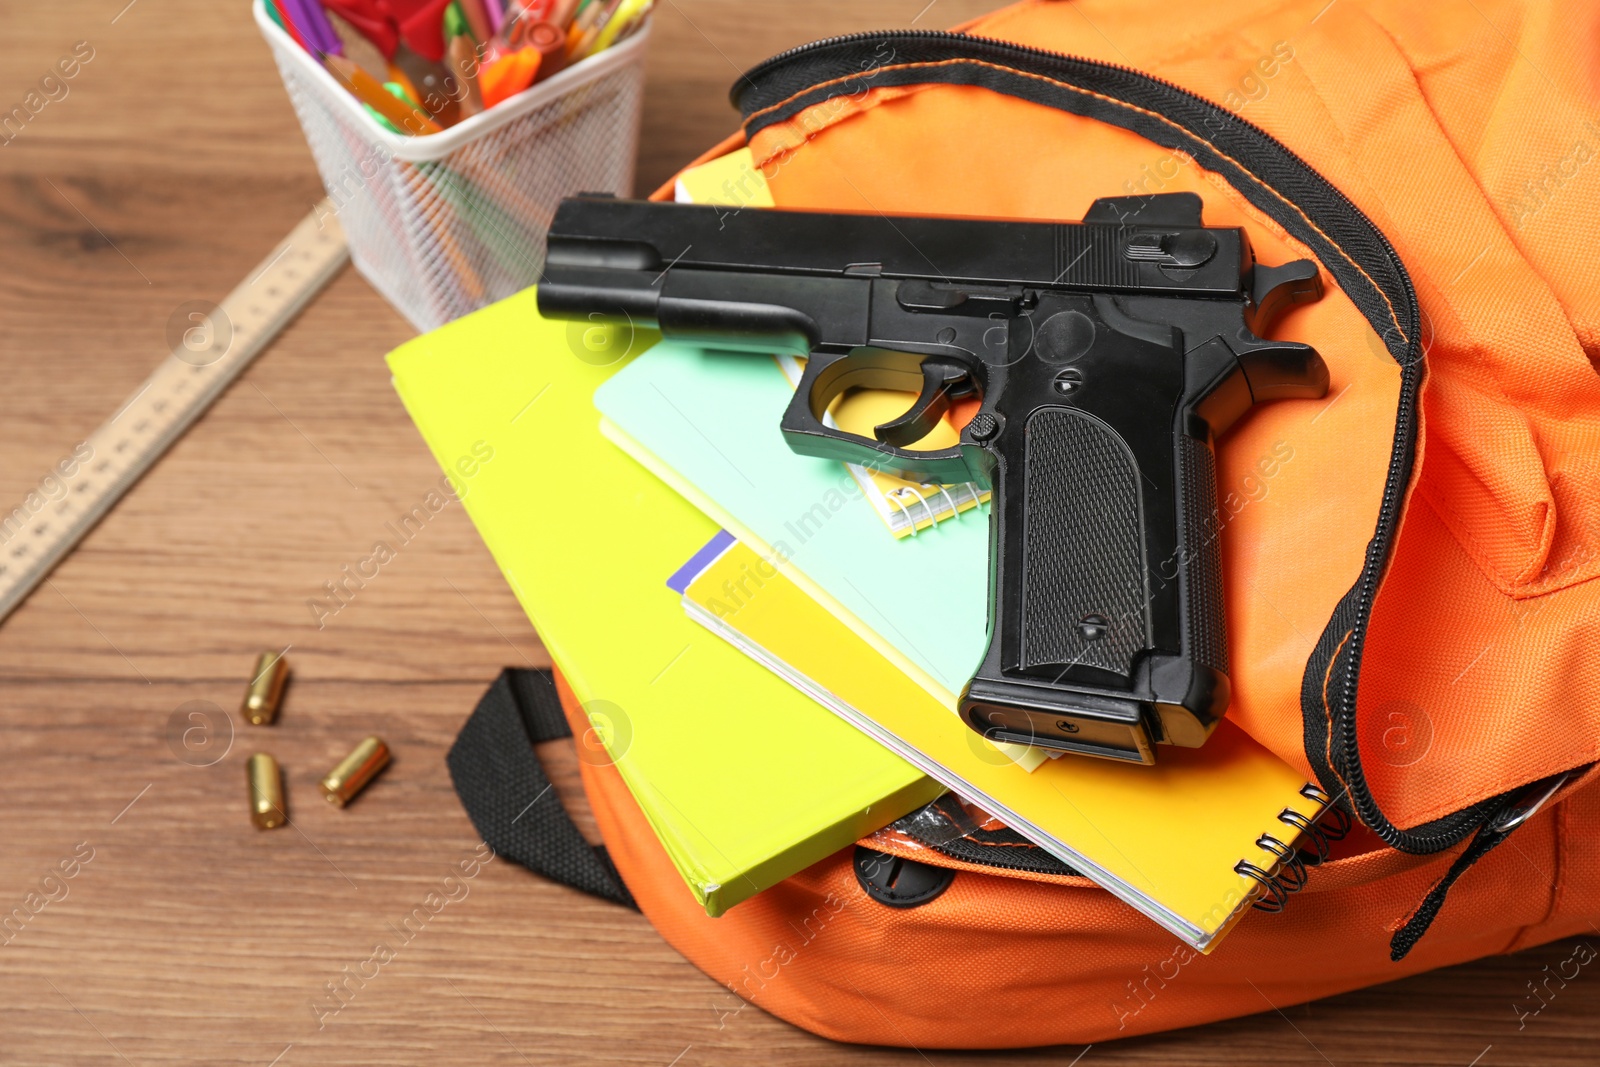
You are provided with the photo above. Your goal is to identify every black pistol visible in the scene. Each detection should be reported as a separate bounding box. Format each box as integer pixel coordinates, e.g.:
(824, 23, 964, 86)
(538, 192, 1328, 764)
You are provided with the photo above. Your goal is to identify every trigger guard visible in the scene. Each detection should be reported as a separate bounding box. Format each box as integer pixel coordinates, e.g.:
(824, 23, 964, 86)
(778, 354, 977, 485)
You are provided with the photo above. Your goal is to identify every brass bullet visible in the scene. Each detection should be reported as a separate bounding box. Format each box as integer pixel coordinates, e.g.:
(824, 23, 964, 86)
(241, 651, 289, 726)
(247, 753, 286, 830)
(320, 736, 391, 808)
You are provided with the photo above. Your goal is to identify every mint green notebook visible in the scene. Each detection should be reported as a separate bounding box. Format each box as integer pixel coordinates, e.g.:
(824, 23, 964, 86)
(387, 292, 938, 916)
(593, 346, 992, 707)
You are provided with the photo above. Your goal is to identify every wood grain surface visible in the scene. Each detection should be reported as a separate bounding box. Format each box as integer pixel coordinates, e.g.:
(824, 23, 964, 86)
(0, 1, 1595, 1064)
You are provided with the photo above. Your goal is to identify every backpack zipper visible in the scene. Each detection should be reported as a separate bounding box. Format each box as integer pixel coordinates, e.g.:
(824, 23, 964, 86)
(887, 793, 1081, 876)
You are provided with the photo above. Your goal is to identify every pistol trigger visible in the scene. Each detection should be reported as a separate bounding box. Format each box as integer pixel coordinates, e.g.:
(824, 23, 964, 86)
(873, 358, 973, 449)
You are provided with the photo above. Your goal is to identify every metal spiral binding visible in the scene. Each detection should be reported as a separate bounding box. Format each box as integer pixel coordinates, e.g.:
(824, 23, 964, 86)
(1278, 809, 1331, 862)
(885, 489, 919, 533)
(888, 485, 938, 535)
(1254, 834, 1308, 892)
(1235, 783, 1353, 913)
(887, 481, 986, 536)
(1234, 858, 1290, 913)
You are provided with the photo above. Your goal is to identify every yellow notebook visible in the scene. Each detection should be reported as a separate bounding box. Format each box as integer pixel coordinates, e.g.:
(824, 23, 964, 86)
(679, 536, 1333, 952)
(673, 146, 775, 212)
(386, 292, 941, 916)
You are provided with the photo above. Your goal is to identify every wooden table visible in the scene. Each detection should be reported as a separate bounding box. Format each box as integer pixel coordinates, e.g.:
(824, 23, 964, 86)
(0, 1, 1592, 1064)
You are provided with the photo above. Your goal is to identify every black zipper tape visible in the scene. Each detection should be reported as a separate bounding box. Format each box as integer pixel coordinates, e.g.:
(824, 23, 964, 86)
(901, 795, 1081, 877)
(729, 31, 1526, 862)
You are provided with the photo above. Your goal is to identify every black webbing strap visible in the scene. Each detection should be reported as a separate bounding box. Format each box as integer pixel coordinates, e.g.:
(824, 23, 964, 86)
(1389, 821, 1512, 960)
(447, 668, 636, 908)
(1389, 767, 1582, 960)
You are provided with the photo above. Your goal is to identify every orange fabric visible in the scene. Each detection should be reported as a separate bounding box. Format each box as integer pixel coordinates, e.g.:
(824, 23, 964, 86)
(739, 0, 1600, 833)
(558, 669, 1598, 1047)
(590, 0, 1600, 1047)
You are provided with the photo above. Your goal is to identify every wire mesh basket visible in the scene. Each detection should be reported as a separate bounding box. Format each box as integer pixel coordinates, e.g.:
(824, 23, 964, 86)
(254, 0, 649, 331)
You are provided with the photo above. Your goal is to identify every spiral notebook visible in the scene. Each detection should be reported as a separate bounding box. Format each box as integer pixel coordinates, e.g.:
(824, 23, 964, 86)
(672, 532, 1337, 952)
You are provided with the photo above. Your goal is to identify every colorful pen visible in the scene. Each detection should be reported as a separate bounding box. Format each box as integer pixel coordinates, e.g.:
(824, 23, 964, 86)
(584, 0, 650, 56)
(479, 46, 540, 107)
(457, 0, 494, 42)
(281, 0, 344, 56)
(267, 0, 313, 52)
(506, 18, 567, 79)
(447, 34, 485, 116)
(566, 0, 618, 57)
(549, 0, 582, 28)
(325, 54, 443, 134)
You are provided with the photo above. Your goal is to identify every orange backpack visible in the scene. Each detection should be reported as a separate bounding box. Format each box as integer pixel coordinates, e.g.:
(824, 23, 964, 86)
(448, 0, 1600, 1047)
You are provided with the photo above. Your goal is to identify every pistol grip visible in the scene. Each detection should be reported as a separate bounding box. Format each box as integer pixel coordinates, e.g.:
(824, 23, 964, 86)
(1012, 408, 1147, 678)
(961, 409, 1162, 764)
(958, 297, 1233, 764)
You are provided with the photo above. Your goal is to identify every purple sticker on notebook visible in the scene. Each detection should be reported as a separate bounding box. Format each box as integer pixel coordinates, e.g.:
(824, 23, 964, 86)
(666, 529, 736, 593)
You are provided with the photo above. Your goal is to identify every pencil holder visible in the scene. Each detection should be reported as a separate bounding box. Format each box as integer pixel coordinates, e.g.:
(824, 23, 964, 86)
(253, 0, 650, 332)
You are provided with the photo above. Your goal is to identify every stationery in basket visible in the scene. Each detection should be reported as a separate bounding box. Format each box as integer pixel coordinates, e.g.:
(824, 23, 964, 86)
(256, 0, 652, 330)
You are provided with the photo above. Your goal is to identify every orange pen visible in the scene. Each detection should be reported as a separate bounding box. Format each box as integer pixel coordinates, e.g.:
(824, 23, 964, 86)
(479, 47, 541, 109)
(324, 55, 443, 135)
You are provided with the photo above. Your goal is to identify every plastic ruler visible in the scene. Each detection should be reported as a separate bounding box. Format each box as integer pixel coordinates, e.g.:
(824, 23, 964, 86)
(0, 201, 350, 623)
